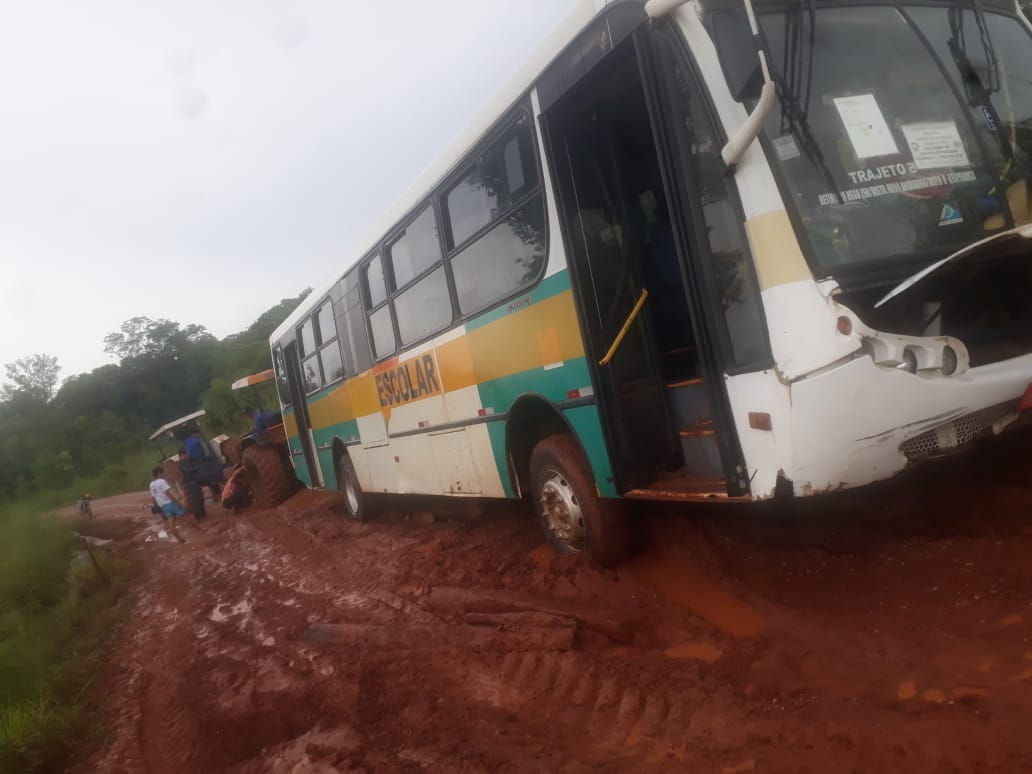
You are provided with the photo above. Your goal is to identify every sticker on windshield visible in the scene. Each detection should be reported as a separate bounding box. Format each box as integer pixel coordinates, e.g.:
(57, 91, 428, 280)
(772, 134, 801, 161)
(833, 94, 899, 160)
(938, 203, 963, 226)
(816, 170, 976, 207)
(901, 122, 970, 170)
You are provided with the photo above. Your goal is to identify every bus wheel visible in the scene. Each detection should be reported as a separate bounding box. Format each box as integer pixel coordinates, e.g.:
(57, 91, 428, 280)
(336, 452, 369, 521)
(243, 445, 293, 508)
(529, 434, 630, 567)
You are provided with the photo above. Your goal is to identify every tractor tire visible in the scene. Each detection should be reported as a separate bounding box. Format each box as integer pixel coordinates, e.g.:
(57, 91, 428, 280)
(529, 433, 631, 568)
(243, 444, 294, 508)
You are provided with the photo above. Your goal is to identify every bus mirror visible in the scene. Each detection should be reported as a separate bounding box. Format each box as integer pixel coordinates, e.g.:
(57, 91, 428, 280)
(711, 11, 764, 102)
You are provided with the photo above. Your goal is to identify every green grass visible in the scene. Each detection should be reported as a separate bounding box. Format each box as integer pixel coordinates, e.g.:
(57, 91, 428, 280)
(0, 458, 142, 772)
(5, 448, 156, 521)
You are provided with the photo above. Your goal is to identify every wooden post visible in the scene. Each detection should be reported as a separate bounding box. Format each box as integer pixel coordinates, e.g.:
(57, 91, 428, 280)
(80, 536, 109, 585)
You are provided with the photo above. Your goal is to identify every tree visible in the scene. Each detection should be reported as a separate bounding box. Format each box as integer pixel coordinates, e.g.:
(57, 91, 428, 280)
(1, 354, 61, 403)
(103, 317, 214, 361)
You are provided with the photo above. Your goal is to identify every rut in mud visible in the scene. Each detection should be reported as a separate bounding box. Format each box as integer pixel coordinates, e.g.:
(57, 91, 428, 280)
(72, 431, 1032, 773)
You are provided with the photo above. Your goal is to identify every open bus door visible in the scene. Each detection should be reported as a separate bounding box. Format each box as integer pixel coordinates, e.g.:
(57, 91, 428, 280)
(541, 7, 741, 497)
(280, 341, 320, 487)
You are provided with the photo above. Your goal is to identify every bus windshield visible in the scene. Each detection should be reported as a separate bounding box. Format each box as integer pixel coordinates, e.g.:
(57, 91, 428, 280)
(750, 3, 1032, 273)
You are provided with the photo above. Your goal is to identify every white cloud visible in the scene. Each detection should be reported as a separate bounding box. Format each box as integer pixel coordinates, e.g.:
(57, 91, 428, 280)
(0, 0, 574, 380)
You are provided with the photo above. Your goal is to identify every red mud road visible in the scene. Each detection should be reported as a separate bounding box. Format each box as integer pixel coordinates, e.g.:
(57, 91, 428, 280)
(71, 433, 1032, 773)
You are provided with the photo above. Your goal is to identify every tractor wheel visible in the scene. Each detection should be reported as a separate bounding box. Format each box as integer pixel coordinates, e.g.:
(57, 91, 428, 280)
(243, 445, 294, 508)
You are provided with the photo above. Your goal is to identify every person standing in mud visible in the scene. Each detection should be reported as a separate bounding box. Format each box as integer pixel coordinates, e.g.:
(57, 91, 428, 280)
(149, 467, 188, 542)
(177, 445, 211, 521)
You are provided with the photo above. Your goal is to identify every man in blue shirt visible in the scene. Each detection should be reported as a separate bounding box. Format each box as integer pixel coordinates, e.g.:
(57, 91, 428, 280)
(243, 406, 276, 437)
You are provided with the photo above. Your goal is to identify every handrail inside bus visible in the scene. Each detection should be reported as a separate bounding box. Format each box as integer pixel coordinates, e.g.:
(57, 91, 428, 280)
(646, 0, 775, 169)
(599, 288, 650, 366)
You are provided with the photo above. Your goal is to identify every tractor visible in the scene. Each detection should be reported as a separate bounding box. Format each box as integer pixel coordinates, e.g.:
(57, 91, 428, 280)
(220, 369, 301, 508)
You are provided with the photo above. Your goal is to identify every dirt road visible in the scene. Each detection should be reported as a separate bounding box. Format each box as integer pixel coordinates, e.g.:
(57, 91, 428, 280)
(71, 434, 1032, 773)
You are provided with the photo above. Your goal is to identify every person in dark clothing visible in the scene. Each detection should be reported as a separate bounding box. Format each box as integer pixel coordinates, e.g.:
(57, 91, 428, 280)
(243, 406, 276, 437)
(176, 446, 208, 521)
(184, 432, 206, 463)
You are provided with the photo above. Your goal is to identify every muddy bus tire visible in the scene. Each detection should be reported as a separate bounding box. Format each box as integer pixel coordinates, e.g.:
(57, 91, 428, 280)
(529, 434, 631, 568)
(336, 452, 371, 521)
(243, 445, 294, 508)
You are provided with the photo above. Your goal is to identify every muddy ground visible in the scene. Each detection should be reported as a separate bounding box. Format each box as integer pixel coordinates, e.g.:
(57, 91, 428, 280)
(63, 432, 1032, 773)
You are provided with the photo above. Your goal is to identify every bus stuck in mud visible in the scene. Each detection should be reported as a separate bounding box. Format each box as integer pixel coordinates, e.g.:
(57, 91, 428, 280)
(265, 0, 1032, 564)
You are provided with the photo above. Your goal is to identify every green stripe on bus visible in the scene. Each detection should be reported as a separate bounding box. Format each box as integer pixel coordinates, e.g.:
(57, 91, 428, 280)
(477, 356, 592, 411)
(476, 357, 616, 499)
(463, 271, 572, 333)
(562, 404, 618, 499)
(486, 421, 516, 498)
(311, 419, 361, 490)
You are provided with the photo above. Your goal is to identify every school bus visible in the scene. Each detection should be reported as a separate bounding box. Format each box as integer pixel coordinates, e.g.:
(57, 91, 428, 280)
(269, 0, 1032, 564)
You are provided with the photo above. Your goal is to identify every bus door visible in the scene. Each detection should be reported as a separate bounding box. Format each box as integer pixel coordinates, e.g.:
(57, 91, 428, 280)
(282, 341, 319, 486)
(541, 14, 726, 492)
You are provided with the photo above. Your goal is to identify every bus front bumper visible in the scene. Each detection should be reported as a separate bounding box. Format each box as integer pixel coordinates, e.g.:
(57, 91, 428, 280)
(783, 352, 1032, 497)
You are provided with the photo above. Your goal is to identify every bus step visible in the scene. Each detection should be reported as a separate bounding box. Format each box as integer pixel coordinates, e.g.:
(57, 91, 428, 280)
(678, 428, 723, 481)
(664, 380, 710, 428)
(625, 474, 735, 502)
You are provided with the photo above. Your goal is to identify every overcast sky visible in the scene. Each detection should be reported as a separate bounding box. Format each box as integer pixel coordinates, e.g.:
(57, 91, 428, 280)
(0, 0, 575, 384)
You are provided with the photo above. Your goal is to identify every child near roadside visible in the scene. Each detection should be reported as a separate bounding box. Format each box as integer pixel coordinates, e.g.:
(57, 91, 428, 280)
(149, 467, 189, 543)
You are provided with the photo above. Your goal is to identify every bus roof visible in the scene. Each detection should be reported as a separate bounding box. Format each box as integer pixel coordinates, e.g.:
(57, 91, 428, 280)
(270, 0, 624, 345)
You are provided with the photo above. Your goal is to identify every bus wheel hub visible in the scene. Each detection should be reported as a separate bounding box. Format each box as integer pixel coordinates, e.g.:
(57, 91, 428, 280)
(540, 471, 585, 549)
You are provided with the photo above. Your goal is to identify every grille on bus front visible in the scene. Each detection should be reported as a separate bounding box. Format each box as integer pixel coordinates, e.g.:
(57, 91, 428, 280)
(899, 401, 1019, 461)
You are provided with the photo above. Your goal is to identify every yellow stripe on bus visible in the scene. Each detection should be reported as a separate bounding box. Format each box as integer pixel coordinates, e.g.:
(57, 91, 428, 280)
(304, 288, 584, 431)
(745, 209, 812, 290)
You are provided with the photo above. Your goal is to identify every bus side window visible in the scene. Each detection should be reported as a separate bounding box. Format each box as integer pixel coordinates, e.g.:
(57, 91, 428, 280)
(387, 205, 453, 346)
(314, 299, 344, 386)
(443, 113, 547, 317)
(343, 272, 372, 374)
(362, 254, 396, 359)
(298, 317, 316, 360)
(651, 26, 770, 370)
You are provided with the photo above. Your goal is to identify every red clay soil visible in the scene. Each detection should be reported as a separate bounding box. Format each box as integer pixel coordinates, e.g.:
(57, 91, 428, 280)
(68, 431, 1032, 773)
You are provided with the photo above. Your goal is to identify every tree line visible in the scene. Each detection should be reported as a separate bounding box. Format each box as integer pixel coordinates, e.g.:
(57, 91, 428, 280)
(0, 290, 309, 503)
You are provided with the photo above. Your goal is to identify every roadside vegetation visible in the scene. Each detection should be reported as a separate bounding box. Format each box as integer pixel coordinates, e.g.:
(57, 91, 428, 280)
(0, 501, 134, 772)
(0, 290, 309, 770)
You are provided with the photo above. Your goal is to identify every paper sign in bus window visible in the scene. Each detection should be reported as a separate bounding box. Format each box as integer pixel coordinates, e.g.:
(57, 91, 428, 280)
(901, 122, 970, 170)
(833, 94, 899, 160)
(772, 134, 801, 161)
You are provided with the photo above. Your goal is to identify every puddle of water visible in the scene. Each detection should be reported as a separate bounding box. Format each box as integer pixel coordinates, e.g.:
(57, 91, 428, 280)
(663, 642, 723, 663)
(622, 548, 763, 637)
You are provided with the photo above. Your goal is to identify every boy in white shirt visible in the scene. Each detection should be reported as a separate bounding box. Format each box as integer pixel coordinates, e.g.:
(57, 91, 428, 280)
(150, 467, 188, 542)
